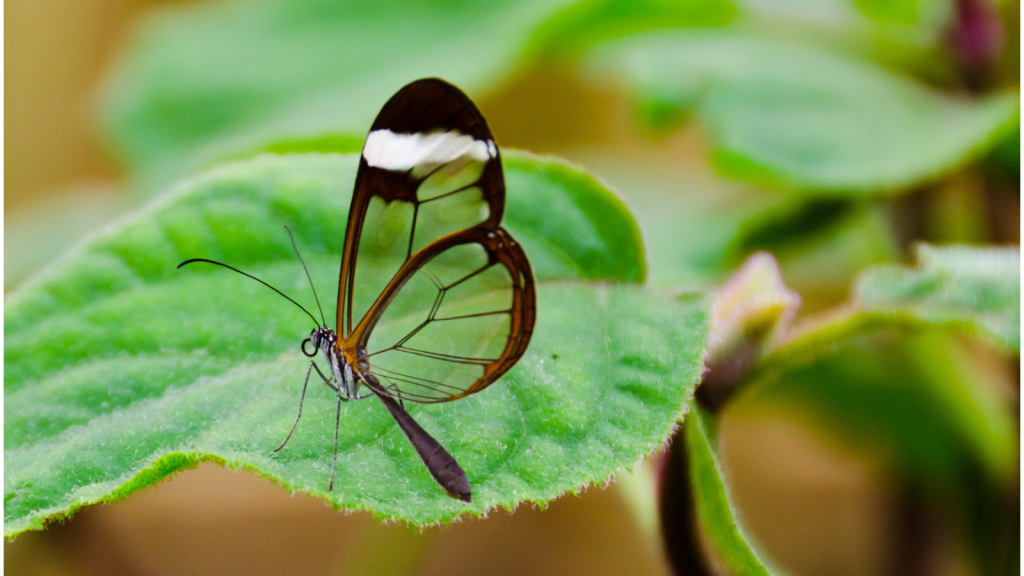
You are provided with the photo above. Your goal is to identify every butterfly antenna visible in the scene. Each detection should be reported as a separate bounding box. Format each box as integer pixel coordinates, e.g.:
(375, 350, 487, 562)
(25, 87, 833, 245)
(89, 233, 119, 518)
(284, 225, 328, 327)
(178, 258, 321, 329)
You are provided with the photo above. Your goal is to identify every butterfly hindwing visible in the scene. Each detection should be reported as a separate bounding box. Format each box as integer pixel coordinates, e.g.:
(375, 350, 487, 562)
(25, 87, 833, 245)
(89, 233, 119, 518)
(352, 227, 534, 402)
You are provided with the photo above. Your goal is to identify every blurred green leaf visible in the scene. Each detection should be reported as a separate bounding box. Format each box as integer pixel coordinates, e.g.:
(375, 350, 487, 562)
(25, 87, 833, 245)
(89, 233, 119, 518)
(5, 152, 707, 536)
(684, 406, 785, 575)
(587, 30, 1020, 194)
(524, 0, 736, 59)
(729, 201, 900, 306)
(739, 260, 1019, 486)
(855, 244, 1020, 352)
(739, 328, 1016, 486)
(729, 199, 855, 256)
(852, 0, 949, 27)
(727, 284, 1018, 572)
(989, 123, 1020, 179)
(220, 133, 367, 163)
(563, 148, 787, 285)
(98, 0, 575, 189)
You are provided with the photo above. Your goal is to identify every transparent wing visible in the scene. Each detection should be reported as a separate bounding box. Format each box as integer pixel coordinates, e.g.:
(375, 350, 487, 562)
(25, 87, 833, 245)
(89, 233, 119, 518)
(337, 78, 504, 338)
(349, 227, 535, 403)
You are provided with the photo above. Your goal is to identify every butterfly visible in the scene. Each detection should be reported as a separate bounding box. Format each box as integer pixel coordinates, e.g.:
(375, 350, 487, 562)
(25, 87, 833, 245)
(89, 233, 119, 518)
(180, 78, 536, 503)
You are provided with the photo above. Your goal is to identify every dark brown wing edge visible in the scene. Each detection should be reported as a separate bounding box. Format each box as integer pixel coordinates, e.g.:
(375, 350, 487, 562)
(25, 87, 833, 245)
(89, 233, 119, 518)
(342, 226, 536, 402)
(336, 78, 505, 336)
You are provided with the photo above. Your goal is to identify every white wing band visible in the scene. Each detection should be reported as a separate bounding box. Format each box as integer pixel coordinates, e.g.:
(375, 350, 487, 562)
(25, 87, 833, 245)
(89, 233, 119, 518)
(363, 129, 496, 172)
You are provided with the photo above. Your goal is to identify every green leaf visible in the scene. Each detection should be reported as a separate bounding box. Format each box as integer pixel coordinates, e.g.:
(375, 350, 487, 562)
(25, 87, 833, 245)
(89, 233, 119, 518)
(561, 148, 790, 285)
(855, 244, 1020, 352)
(732, 321, 1017, 576)
(989, 124, 1020, 179)
(738, 268, 1018, 486)
(523, 0, 736, 60)
(98, 0, 575, 188)
(4, 151, 707, 536)
(852, 0, 950, 27)
(684, 406, 784, 575)
(217, 133, 367, 164)
(739, 327, 1016, 487)
(587, 30, 1020, 194)
(727, 200, 900, 303)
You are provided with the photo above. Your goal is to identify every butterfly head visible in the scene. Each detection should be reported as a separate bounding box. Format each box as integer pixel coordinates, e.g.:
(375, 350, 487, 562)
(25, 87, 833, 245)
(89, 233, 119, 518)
(303, 327, 337, 357)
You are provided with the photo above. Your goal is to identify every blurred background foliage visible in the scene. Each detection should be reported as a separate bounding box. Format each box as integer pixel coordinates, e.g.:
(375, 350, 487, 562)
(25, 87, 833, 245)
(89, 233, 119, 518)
(5, 0, 1019, 575)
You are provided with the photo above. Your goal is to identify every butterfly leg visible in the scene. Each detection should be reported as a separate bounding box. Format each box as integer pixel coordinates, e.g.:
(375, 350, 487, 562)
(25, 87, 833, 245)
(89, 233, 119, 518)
(274, 360, 315, 452)
(311, 361, 339, 393)
(274, 360, 334, 453)
(366, 374, 404, 407)
(328, 395, 343, 491)
(386, 381, 406, 409)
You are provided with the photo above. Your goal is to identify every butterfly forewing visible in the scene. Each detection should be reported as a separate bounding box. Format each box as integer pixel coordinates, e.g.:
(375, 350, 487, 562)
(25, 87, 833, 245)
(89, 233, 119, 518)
(338, 78, 505, 337)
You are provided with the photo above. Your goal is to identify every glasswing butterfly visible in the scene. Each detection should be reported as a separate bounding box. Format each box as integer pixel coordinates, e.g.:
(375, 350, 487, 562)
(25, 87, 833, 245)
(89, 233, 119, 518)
(180, 78, 536, 503)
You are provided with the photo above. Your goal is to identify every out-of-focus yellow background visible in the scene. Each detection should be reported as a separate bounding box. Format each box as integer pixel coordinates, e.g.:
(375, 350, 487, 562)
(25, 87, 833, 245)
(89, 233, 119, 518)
(5, 1, 1018, 575)
(7, 1, 159, 208)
